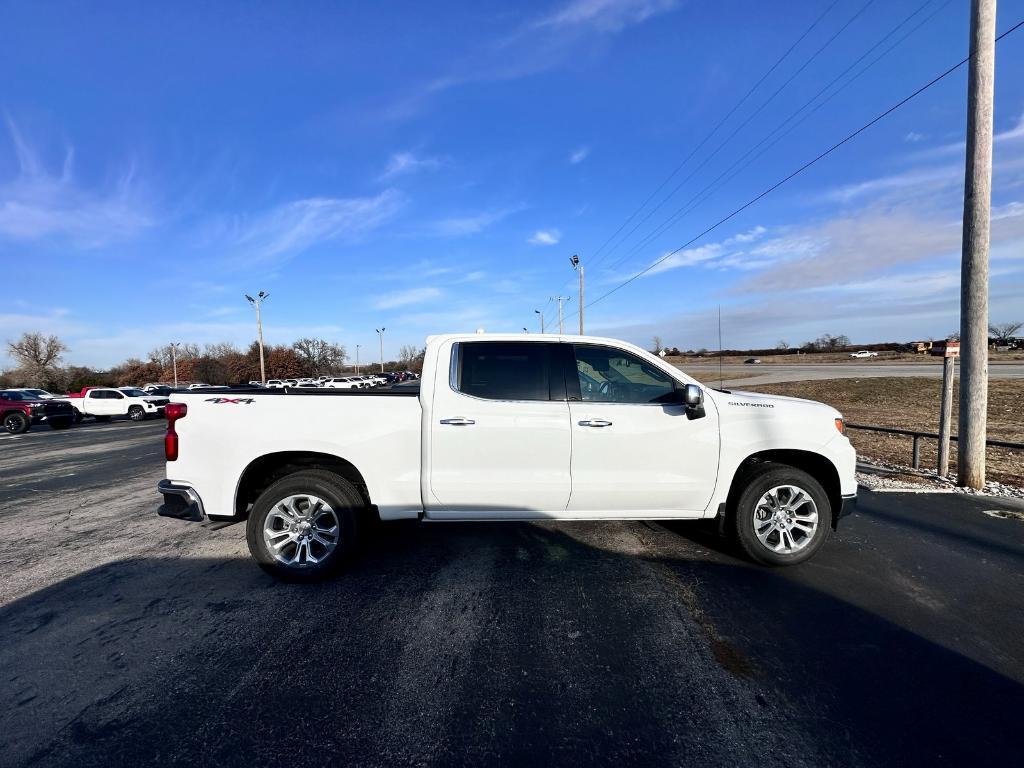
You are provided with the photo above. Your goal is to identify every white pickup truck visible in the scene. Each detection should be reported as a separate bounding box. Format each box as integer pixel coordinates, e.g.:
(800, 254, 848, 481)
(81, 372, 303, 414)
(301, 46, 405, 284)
(157, 333, 856, 579)
(65, 386, 168, 422)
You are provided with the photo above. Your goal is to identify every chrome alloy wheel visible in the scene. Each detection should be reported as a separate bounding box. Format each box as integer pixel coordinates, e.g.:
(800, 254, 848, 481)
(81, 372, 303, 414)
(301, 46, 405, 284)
(263, 494, 340, 567)
(752, 485, 819, 554)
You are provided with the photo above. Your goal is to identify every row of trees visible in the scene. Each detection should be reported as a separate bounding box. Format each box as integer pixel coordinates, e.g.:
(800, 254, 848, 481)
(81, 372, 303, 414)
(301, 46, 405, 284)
(1, 332, 426, 390)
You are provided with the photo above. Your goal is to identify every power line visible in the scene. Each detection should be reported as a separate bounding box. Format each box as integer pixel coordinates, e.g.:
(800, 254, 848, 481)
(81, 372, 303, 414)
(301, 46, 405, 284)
(606, 0, 950, 272)
(591, 0, 877, 270)
(585, 18, 1024, 310)
(586, 0, 842, 269)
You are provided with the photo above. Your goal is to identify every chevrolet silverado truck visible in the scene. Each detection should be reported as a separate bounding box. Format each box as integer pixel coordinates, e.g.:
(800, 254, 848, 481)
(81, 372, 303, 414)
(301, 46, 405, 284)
(157, 333, 857, 579)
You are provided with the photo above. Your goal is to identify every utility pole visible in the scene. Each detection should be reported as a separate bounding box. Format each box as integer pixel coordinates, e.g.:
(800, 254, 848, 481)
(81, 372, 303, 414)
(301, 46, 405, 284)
(245, 291, 270, 384)
(571, 254, 584, 334)
(170, 342, 179, 388)
(958, 0, 996, 489)
(551, 296, 571, 334)
(355, 344, 361, 374)
(375, 328, 386, 373)
(937, 351, 957, 477)
(534, 309, 545, 333)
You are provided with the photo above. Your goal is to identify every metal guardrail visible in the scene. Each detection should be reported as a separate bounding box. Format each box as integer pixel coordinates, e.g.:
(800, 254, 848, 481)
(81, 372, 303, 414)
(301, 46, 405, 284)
(846, 423, 1024, 470)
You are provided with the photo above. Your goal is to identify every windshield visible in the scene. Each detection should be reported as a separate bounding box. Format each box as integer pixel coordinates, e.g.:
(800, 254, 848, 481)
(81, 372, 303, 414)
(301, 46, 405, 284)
(119, 389, 148, 397)
(0, 390, 31, 401)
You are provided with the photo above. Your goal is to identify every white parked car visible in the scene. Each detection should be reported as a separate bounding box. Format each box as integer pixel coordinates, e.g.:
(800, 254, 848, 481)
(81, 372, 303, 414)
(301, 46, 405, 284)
(322, 377, 360, 389)
(848, 351, 879, 358)
(68, 387, 165, 422)
(157, 333, 857, 580)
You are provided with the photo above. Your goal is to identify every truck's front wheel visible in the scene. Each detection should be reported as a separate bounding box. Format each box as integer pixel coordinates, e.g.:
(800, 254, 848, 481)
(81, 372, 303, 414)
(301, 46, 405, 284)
(731, 463, 832, 566)
(246, 470, 363, 580)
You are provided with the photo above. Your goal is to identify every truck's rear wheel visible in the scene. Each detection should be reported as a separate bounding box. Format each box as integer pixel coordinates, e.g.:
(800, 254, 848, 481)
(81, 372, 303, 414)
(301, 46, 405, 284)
(731, 462, 832, 566)
(72, 408, 83, 423)
(246, 470, 362, 580)
(3, 412, 30, 434)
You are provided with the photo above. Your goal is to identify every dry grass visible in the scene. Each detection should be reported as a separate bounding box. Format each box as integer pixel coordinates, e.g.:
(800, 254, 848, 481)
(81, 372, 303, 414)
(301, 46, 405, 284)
(666, 350, 1024, 365)
(743, 378, 1024, 487)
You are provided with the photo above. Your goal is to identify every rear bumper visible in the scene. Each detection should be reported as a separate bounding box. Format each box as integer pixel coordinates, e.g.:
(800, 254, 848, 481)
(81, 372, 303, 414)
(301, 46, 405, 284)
(157, 479, 206, 522)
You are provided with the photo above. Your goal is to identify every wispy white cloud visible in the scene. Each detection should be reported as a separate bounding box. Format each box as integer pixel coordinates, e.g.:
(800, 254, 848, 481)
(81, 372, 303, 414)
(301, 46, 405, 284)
(904, 131, 927, 143)
(373, 286, 442, 309)
(229, 190, 402, 263)
(378, 151, 444, 181)
(825, 165, 961, 204)
(529, 228, 561, 245)
(569, 146, 590, 164)
(430, 205, 522, 237)
(534, 0, 677, 32)
(0, 117, 154, 247)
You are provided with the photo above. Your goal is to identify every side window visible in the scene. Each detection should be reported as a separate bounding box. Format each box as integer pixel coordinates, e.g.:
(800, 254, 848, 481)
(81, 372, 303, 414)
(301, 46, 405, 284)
(455, 342, 555, 401)
(110, 391, 124, 399)
(88, 390, 102, 399)
(573, 345, 677, 404)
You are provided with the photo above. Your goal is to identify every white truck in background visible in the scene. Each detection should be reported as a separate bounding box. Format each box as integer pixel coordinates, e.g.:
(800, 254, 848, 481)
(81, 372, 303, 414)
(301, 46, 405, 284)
(157, 333, 857, 580)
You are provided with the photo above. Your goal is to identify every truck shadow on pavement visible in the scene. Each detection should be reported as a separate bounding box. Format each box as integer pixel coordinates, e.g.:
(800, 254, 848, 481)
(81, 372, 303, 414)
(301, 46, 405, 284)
(1, 519, 1020, 767)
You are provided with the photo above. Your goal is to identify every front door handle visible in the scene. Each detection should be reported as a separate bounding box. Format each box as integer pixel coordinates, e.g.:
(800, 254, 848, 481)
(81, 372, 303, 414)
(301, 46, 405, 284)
(439, 418, 476, 426)
(578, 419, 612, 427)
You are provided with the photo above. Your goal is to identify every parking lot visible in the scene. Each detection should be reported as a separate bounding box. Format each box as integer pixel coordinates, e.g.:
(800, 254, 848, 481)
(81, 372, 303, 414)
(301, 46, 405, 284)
(2, 419, 1023, 766)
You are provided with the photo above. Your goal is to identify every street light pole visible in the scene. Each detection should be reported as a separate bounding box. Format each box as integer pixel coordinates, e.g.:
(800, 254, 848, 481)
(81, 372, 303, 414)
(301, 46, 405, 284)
(355, 344, 361, 374)
(245, 291, 270, 384)
(571, 255, 584, 335)
(550, 296, 571, 335)
(534, 309, 545, 333)
(170, 342, 179, 388)
(375, 328, 386, 373)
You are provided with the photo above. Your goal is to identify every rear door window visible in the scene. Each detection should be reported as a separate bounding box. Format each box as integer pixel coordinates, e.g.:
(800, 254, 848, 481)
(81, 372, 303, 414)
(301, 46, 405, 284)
(454, 341, 563, 401)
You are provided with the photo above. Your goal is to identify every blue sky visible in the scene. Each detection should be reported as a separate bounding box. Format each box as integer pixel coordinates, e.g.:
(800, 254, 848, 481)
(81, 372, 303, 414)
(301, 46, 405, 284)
(1, 0, 1023, 368)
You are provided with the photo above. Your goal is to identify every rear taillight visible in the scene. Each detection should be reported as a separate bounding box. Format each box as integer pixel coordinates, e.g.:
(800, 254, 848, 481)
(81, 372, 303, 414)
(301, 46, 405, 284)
(165, 403, 187, 461)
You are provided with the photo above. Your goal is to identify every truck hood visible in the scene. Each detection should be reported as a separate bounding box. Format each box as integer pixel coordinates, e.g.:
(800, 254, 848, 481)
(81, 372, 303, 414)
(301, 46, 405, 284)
(711, 388, 842, 420)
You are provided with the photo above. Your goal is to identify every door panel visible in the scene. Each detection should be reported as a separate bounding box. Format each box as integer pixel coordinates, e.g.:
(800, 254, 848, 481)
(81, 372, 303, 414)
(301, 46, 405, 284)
(428, 341, 571, 514)
(567, 344, 719, 513)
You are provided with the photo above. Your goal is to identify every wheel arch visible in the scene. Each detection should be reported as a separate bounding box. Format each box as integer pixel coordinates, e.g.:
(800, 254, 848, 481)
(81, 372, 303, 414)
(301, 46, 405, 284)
(727, 449, 842, 529)
(234, 451, 372, 518)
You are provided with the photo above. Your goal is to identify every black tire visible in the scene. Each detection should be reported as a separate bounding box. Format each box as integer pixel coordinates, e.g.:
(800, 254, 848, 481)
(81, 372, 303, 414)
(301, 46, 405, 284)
(94, 415, 111, 422)
(72, 408, 83, 424)
(3, 411, 30, 434)
(246, 469, 364, 581)
(49, 418, 73, 430)
(128, 405, 146, 422)
(730, 462, 832, 566)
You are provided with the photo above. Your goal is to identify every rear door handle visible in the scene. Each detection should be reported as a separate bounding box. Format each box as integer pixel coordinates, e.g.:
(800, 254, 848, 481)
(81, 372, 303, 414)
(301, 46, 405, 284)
(578, 419, 612, 427)
(439, 418, 476, 426)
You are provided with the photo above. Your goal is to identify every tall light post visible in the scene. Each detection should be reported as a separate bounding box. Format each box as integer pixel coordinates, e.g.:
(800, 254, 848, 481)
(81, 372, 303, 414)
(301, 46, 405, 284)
(570, 254, 584, 335)
(245, 291, 269, 384)
(355, 344, 361, 374)
(550, 296, 571, 334)
(534, 309, 545, 333)
(375, 328, 386, 373)
(169, 342, 180, 388)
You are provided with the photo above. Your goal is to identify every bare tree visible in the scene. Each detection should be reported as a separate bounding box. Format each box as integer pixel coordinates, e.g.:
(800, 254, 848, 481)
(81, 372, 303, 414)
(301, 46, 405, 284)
(7, 332, 68, 378)
(292, 338, 347, 375)
(652, 336, 663, 354)
(777, 340, 789, 350)
(989, 321, 1022, 344)
(397, 345, 422, 366)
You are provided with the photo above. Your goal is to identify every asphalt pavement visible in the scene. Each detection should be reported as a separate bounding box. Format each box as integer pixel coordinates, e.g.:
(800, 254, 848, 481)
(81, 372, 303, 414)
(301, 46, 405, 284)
(1, 419, 1023, 766)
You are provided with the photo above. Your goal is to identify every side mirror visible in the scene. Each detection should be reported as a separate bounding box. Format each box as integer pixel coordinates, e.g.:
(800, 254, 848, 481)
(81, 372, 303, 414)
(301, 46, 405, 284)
(683, 383, 703, 406)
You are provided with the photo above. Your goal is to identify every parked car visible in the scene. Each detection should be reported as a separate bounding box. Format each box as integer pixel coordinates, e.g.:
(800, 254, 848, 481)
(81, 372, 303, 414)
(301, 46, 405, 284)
(849, 351, 879, 358)
(64, 387, 164, 422)
(322, 377, 360, 389)
(1, 390, 74, 433)
(743, 358, 761, 364)
(157, 333, 857, 580)
(142, 385, 174, 396)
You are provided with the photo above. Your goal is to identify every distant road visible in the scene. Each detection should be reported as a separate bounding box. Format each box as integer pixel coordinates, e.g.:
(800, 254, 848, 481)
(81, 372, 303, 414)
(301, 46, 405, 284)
(678, 361, 1024, 386)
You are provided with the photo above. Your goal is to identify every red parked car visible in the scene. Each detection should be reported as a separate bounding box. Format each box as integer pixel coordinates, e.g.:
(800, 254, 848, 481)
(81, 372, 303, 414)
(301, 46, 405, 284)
(0, 390, 75, 434)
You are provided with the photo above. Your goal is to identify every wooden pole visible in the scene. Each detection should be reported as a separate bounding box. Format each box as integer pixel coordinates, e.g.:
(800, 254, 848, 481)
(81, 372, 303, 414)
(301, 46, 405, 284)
(957, 0, 996, 489)
(937, 354, 956, 477)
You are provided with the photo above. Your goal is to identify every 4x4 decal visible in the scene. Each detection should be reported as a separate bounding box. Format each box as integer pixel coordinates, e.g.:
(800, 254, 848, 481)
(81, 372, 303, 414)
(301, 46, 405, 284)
(205, 397, 255, 405)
